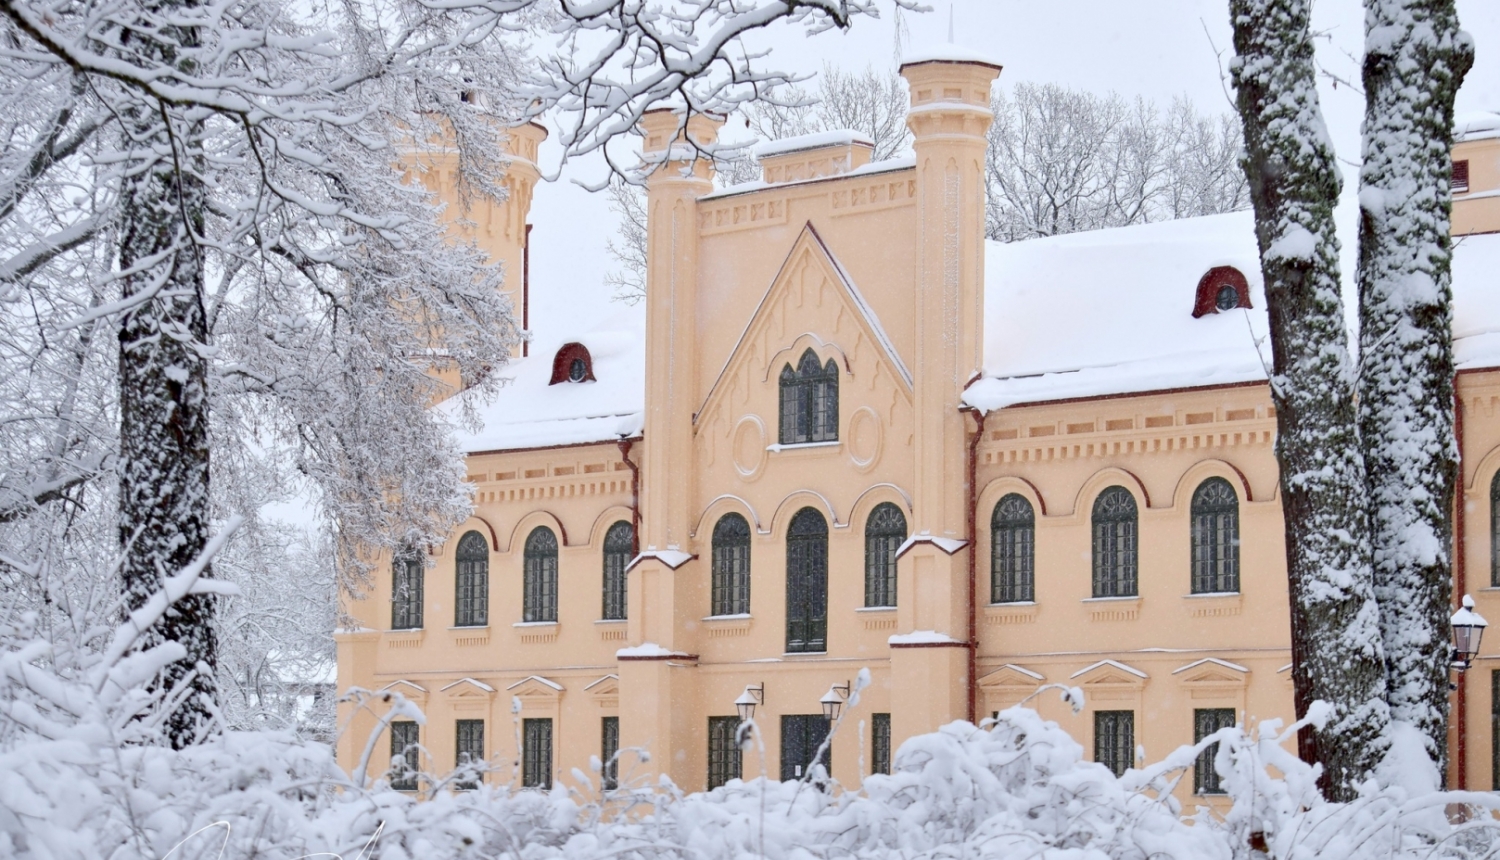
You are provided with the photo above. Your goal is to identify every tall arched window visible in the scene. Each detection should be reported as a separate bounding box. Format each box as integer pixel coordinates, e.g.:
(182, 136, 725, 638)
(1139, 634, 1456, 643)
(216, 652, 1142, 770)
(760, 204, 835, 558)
(711, 513, 751, 616)
(602, 521, 633, 620)
(454, 531, 489, 627)
(1491, 471, 1500, 587)
(992, 494, 1035, 603)
(392, 546, 424, 630)
(864, 503, 906, 607)
(786, 507, 829, 653)
(1191, 477, 1240, 593)
(523, 527, 558, 623)
(778, 349, 839, 445)
(1092, 487, 1138, 598)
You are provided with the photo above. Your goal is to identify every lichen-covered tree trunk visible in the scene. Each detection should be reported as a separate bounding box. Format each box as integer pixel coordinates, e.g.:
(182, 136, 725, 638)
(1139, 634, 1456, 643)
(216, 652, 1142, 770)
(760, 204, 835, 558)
(116, 0, 217, 748)
(1357, 0, 1472, 778)
(1228, 0, 1390, 800)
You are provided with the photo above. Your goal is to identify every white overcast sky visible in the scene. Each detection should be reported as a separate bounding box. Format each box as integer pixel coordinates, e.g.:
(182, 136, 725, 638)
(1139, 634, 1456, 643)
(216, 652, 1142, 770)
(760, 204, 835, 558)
(524, 0, 1500, 347)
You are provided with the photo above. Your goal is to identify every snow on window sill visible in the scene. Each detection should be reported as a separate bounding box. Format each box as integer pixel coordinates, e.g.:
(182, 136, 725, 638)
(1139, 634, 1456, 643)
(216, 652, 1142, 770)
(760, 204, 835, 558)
(449, 625, 490, 631)
(766, 440, 841, 454)
(988, 600, 1037, 607)
(512, 621, 558, 628)
(595, 618, 627, 625)
(702, 613, 753, 621)
(1184, 591, 1241, 598)
(856, 605, 896, 612)
(1081, 596, 1141, 603)
(782, 650, 829, 657)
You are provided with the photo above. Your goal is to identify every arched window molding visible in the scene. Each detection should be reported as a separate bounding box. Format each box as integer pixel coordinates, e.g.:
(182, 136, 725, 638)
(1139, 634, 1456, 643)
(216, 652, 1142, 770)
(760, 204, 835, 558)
(523, 527, 559, 623)
(1190, 477, 1240, 594)
(778, 348, 839, 445)
(992, 494, 1036, 604)
(391, 546, 424, 630)
(864, 503, 906, 607)
(711, 513, 751, 616)
(454, 531, 489, 627)
(786, 507, 829, 652)
(1092, 487, 1139, 598)
(601, 521, 632, 621)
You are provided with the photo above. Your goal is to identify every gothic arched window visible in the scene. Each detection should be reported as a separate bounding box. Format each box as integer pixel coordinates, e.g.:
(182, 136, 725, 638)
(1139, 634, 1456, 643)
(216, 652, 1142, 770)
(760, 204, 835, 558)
(778, 349, 839, 445)
(711, 513, 751, 616)
(991, 494, 1036, 603)
(1092, 487, 1138, 598)
(786, 507, 829, 653)
(523, 527, 559, 623)
(864, 503, 906, 607)
(454, 531, 489, 627)
(392, 546, 424, 630)
(602, 521, 633, 620)
(1191, 478, 1240, 594)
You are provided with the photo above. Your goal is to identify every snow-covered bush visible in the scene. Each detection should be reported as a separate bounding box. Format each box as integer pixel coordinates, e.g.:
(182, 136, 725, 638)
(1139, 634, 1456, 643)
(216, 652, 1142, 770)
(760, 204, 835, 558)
(5, 578, 1500, 859)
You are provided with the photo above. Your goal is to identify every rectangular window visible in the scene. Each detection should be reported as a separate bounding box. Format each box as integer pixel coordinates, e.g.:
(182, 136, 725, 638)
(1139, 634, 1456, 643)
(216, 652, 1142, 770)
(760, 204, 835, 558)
(390, 720, 420, 791)
(1454, 159, 1470, 193)
(707, 716, 743, 789)
(1094, 710, 1134, 778)
(601, 716, 619, 791)
(523, 718, 553, 789)
(1193, 708, 1236, 794)
(1493, 670, 1500, 791)
(871, 713, 892, 775)
(455, 719, 484, 790)
(780, 714, 832, 781)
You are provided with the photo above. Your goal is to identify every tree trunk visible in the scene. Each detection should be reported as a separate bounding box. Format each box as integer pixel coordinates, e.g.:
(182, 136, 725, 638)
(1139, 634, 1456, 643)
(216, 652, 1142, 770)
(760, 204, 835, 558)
(115, 0, 217, 748)
(1228, 0, 1391, 800)
(1357, 0, 1472, 777)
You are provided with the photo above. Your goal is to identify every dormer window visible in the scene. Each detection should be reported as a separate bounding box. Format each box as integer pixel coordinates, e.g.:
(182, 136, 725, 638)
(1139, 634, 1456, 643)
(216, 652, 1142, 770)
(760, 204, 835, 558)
(1192, 266, 1252, 318)
(549, 343, 595, 385)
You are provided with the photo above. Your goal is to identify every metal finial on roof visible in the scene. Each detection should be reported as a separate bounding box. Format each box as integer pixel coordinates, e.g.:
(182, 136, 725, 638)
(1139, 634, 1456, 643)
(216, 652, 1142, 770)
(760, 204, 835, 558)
(948, 4, 955, 43)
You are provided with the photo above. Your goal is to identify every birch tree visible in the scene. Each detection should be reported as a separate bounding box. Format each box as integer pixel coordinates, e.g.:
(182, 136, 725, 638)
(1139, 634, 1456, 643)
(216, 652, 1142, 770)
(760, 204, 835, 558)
(1357, 0, 1472, 774)
(1228, 0, 1391, 799)
(0, 0, 914, 745)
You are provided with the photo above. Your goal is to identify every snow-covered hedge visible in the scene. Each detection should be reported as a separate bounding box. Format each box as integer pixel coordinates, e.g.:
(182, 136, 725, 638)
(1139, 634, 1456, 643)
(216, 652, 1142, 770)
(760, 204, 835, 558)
(5, 597, 1500, 858)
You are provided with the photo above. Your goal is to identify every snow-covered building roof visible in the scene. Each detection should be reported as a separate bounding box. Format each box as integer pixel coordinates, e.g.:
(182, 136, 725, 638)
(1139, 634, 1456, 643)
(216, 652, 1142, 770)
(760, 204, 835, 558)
(1455, 111, 1500, 143)
(965, 210, 1500, 411)
(449, 211, 1500, 454)
(446, 305, 645, 455)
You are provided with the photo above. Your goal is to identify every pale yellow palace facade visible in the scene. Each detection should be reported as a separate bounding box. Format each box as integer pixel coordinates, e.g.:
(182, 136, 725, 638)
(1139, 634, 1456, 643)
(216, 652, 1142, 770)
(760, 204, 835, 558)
(336, 53, 1500, 802)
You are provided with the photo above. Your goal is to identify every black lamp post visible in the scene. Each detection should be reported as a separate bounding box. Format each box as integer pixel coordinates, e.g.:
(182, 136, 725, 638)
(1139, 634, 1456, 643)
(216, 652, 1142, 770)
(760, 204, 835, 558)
(1452, 595, 1488, 671)
(736, 684, 764, 722)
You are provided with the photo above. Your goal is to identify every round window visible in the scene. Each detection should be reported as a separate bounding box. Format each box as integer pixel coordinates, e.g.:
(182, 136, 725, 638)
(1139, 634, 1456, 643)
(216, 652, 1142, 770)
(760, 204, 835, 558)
(568, 357, 588, 382)
(1215, 284, 1240, 311)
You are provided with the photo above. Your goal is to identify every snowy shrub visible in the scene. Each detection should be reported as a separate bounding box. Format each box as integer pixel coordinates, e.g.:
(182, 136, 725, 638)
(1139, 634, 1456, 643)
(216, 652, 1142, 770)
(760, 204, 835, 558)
(5, 583, 1500, 859)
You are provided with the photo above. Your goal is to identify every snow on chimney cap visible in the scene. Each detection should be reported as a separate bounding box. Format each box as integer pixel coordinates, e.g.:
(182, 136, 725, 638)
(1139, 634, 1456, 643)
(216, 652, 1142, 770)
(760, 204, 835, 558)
(899, 44, 1002, 72)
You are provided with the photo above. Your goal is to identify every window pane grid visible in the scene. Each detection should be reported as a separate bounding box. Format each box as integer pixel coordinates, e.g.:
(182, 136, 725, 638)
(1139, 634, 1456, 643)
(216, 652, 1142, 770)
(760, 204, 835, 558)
(991, 494, 1035, 604)
(392, 552, 424, 630)
(871, 713, 892, 775)
(786, 509, 829, 653)
(603, 522, 632, 620)
(707, 716, 743, 789)
(778, 350, 839, 445)
(524, 528, 558, 623)
(711, 514, 751, 616)
(864, 504, 906, 608)
(1094, 710, 1133, 778)
(523, 718, 553, 788)
(390, 720, 420, 791)
(1191, 478, 1240, 594)
(601, 716, 620, 791)
(454, 531, 488, 627)
(1092, 488, 1138, 598)
(455, 719, 484, 790)
(1193, 708, 1236, 794)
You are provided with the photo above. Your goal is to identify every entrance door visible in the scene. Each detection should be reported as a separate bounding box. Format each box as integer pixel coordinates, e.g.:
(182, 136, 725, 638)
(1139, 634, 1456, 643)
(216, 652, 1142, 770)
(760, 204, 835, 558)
(780, 714, 831, 781)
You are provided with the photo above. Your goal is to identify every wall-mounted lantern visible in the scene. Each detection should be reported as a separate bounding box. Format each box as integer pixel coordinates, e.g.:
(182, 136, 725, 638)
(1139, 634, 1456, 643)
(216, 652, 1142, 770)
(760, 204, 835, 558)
(1452, 594, 1488, 671)
(820, 682, 850, 721)
(736, 684, 765, 722)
